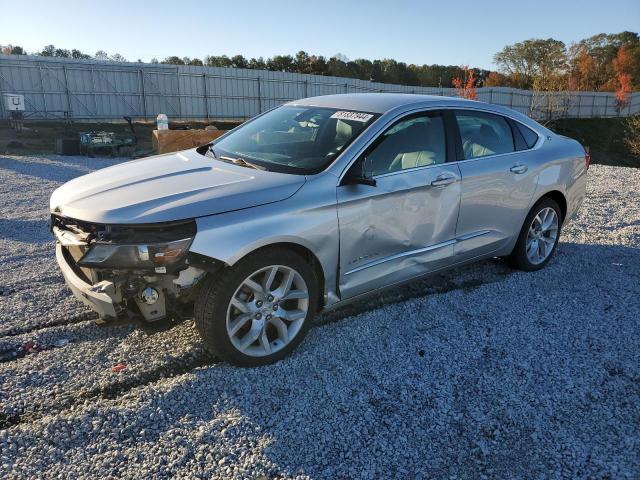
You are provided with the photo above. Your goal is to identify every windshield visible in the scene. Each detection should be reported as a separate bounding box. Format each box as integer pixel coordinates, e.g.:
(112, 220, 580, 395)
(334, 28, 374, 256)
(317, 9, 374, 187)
(208, 106, 379, 174)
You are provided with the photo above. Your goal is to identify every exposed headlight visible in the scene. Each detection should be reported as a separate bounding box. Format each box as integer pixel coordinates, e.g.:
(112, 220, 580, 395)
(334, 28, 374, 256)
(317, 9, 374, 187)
(77, 238, 193, 270)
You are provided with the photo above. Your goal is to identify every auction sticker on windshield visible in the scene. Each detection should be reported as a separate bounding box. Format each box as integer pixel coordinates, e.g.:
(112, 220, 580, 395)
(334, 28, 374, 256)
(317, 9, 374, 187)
(330, 111, 374, 122)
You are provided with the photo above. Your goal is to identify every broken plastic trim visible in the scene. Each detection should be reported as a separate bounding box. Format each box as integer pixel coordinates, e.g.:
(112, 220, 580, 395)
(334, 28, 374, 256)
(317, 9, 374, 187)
(51, 215, 197, 244)
(52, 215, 198, 272)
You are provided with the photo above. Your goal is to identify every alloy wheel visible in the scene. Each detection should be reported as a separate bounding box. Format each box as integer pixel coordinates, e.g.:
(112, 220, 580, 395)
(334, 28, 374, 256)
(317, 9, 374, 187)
(525, 207, 559, 265)
(226, 265, 309, 357)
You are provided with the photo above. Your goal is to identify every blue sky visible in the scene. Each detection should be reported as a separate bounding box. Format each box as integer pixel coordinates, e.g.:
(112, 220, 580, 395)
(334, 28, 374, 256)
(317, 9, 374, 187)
(1, 0, 639, 69)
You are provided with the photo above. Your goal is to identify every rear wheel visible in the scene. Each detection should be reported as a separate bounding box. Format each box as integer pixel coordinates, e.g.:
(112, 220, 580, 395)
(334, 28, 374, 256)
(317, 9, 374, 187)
(508, 197, 562, 271)
(194, 248, 318, 367)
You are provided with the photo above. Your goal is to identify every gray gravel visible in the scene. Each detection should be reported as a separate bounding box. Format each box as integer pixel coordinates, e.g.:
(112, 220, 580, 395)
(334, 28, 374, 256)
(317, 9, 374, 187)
(1, 154, 639, 479)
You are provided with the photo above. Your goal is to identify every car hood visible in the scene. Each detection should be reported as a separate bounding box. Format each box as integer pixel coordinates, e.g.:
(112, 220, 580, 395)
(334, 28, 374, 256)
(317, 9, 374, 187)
(50, 149, 306, 224)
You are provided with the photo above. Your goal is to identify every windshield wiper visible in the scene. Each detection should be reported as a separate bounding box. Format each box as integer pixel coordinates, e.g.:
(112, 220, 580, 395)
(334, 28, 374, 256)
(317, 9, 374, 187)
(219, 155, 266, 171)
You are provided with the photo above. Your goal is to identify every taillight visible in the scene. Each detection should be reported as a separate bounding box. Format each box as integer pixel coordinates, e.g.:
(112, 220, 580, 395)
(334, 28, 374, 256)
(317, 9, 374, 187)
(584, 147, 591, 171)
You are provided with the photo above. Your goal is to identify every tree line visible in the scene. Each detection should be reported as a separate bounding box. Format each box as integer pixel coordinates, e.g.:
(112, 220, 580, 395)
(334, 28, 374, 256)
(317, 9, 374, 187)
(1, 31, 638, 94)
(489, 32, 639, 96)
(0, 44, 484, 88)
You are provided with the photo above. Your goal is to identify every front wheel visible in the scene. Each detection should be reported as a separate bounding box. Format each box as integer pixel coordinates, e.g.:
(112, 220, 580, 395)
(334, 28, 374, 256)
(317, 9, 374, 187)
(508, 198, 562, 271)
(194, 248, 318, 367)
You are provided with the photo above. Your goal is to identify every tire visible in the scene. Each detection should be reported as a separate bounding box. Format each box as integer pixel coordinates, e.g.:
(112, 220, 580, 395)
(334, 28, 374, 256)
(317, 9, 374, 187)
(508, 197, 562, 271)
(194, 248, 319, 367)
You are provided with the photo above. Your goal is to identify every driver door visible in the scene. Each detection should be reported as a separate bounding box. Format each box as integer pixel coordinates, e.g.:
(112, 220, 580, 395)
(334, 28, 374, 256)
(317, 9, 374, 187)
(336, 111, 461, 299)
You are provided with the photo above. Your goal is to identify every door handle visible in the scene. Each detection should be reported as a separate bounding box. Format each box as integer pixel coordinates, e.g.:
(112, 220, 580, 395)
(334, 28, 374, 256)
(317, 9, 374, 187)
(510, 163, 528, 174)
(430, 175, 457, 187)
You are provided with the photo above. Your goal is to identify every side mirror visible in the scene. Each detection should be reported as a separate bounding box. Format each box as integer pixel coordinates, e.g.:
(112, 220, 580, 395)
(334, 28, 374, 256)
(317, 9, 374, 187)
(341, 157, 377, 187)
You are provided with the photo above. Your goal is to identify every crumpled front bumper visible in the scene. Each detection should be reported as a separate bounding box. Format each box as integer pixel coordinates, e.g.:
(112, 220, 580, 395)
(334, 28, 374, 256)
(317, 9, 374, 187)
(55, 244, 118, 319)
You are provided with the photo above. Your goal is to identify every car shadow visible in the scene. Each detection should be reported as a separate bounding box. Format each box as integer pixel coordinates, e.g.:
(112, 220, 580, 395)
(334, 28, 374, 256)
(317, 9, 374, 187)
(10, 242, 638, 477)
(317, 256, 512, 327)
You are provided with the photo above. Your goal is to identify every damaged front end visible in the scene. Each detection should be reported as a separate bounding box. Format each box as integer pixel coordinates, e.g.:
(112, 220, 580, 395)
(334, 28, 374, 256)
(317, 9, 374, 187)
(51, 215, 214, 322)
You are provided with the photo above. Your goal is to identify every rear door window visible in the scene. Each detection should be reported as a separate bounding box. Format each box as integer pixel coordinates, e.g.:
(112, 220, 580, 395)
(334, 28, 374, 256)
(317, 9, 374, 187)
(454, 111, 515, 160)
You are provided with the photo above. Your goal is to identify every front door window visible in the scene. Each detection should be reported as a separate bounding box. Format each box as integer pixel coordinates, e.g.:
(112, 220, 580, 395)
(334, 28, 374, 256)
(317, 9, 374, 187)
(362, 113, 446, 176)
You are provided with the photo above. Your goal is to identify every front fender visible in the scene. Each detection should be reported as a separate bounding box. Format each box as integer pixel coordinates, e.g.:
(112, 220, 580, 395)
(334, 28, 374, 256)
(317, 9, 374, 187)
(190, 174, 340, 305)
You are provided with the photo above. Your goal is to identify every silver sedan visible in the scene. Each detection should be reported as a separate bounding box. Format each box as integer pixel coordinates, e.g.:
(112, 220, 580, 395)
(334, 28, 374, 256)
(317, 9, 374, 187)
(50, 94, 588, 366)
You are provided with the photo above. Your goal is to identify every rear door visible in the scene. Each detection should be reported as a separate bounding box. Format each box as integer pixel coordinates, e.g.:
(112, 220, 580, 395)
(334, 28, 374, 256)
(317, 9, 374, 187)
(452, 109, 539, 260)
(336, 111, 461, 299)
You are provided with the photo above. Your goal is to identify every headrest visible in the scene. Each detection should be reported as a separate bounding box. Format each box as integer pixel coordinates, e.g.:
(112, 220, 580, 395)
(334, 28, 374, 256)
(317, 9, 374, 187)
(480, 123, 498, 140)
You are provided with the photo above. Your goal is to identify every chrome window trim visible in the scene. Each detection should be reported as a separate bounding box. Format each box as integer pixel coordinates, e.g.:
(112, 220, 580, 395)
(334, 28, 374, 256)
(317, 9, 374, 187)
(334, 105, 446, 182)
(448, 147, 538, 167)
(510, 118, 544, 151)
(335, 104, 545, 184)
(373, 161, 449, 180)
(451, 108, 544, 162)
(444, 105, 544, 150)
(358, 110, 448, 179)
(344, 230, 491, 276)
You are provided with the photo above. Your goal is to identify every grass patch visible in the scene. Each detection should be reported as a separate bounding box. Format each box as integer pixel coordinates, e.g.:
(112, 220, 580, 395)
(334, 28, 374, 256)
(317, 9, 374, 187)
(548, 117, 639, 168)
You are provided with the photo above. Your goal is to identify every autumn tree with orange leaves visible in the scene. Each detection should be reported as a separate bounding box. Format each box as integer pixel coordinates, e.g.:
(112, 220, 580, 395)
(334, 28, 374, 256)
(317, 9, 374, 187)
(483, 71, 509, 87)
(568, 46, 598, 91)
(452, 66, 477, 100)
(613, 45, 634, 113)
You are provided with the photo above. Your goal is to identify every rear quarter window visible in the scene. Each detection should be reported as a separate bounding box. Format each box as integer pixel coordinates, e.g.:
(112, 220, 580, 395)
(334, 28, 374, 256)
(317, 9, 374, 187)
(515, 122, 540, 149)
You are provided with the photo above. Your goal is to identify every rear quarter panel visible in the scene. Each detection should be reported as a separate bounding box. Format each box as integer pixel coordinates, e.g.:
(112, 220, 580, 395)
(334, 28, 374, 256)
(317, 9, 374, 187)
(533, 135, 587, 222)
(492, 133, 586, 256)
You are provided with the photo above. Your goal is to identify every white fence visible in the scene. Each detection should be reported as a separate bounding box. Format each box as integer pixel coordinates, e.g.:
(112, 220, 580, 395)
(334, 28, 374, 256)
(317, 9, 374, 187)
(1, 54, 638, 122)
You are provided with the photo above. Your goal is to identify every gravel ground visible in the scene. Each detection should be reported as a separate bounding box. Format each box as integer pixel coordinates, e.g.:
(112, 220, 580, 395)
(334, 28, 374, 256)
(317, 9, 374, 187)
(0, 154, 639, 479)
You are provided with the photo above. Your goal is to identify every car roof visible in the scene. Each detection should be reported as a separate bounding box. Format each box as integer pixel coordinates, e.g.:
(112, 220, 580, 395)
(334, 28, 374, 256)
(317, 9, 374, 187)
(287, 93, 478, 114)
(286, 93, 551, 136)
